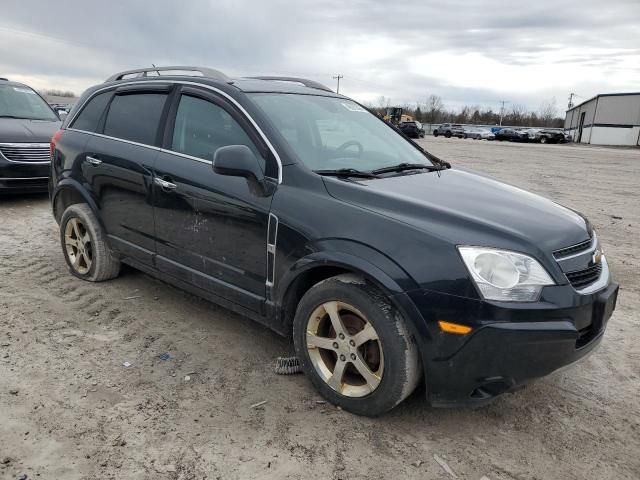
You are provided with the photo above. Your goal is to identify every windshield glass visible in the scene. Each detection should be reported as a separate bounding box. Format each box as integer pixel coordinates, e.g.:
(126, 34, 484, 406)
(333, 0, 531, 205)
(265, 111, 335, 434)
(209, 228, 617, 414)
(0, 84, 58, 121)
(250, 94, 432, 171)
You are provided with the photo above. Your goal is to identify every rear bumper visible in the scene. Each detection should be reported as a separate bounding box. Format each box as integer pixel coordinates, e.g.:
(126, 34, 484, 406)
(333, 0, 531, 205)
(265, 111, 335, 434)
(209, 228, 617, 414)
(0, 157, 49, 192)
(405, 281, 619, 407)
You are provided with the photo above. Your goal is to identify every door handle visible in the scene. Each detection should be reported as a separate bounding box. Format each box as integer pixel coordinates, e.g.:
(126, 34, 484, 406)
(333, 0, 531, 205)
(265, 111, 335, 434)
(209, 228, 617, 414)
(86, 155, 102, 166)
(154, 177, 177, 191)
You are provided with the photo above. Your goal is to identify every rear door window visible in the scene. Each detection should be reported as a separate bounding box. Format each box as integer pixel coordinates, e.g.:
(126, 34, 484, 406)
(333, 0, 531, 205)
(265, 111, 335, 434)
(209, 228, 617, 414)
(103, 93, 168, 145)
(70, 91, 111, 132)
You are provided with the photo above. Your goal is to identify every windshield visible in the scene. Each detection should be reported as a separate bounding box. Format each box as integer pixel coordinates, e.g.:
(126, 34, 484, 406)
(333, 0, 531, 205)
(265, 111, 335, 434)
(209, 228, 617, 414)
(0, 84, 58, 121)
(250, 94, 432, 171)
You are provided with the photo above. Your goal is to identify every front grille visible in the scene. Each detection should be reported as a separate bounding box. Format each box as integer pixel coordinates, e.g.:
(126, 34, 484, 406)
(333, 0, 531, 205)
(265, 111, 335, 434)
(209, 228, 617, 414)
(566, 263, 602, 289)
(553, 237, 592, 259)
(0, 143, 50, 163)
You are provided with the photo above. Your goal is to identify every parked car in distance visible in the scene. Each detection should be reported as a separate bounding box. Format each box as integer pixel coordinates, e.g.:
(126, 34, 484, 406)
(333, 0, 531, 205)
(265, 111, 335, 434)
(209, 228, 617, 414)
(537, 129, 568, 144)
(433, 123, 465, 138)
(0, 78, 61, 193)
(398, 120, 425, 138)
(494, 128, 529, 142)
(464, 128, 495, 140)
(50, 103, 72, 119)
(50, 66, 618, 416)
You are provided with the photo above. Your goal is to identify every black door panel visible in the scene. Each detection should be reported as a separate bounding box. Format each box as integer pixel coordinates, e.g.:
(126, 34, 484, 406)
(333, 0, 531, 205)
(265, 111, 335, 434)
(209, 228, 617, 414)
(153, 151, 271, 310)
(85, 135, 158, 260)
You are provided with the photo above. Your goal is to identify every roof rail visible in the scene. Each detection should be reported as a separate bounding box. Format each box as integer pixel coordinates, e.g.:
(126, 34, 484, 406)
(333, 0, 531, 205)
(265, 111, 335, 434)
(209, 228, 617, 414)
(106, 66, 230, 83)
(247, 76, 334, 93)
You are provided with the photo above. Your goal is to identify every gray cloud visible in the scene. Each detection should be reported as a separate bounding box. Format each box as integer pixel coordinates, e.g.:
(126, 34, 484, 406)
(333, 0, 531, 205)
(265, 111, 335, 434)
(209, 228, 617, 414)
(1, 0, 638, 111)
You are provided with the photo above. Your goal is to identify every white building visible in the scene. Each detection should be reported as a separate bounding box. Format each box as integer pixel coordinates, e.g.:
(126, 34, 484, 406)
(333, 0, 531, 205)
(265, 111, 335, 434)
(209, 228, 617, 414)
(564, 93, 640, 146)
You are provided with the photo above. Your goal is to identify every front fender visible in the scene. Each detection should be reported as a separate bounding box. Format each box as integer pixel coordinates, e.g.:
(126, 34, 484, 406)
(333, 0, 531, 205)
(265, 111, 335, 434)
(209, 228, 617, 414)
(275, 239, 432, 344)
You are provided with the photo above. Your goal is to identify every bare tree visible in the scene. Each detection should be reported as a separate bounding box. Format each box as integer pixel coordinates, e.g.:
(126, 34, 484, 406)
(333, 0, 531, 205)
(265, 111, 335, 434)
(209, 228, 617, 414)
(539, 97, 558, 127)
(508, 104, 527, 125)
(455, 105, 471, 124)
(368, 95, 564, 129)
(425, 94, 444, 125)
(377, 96, 390, 110)
(40, 88, 76, 98)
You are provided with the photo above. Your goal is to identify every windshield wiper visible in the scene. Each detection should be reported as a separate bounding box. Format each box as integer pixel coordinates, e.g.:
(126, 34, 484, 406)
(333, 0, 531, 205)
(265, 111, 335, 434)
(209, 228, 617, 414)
(420, 149, 451, 169)
(314, 168, 378, 179)
(371, 163, 441, 175)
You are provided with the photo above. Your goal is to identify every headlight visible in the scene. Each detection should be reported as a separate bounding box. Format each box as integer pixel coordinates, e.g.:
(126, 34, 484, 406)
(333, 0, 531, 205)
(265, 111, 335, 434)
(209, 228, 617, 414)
(458, 246, 554, 302)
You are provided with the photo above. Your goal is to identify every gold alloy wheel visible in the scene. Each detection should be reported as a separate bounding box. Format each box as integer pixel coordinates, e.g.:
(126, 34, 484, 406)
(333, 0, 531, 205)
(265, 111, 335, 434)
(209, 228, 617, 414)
(306, 301, 384, 397)
(64, 218, 93, 275)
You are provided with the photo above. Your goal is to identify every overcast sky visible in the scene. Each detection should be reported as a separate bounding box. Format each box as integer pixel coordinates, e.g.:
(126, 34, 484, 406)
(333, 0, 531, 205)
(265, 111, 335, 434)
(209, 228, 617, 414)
(2, 0, 639, 114)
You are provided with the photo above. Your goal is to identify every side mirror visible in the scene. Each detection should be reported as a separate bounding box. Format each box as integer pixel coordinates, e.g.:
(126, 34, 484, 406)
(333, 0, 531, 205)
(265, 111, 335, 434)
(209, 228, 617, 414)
(213, 145, 273, 195)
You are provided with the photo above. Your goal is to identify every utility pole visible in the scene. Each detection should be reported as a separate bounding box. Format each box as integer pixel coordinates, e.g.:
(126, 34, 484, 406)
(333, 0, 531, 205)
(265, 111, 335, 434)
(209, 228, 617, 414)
(568, 92, 575, 109)
(499, 100, 509, 126)
(332, 74, 343, 94)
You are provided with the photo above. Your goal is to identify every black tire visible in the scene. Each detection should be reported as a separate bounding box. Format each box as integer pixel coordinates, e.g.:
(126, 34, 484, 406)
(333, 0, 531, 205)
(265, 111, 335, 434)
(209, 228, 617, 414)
(433, 131, 439, 137)
(293, 274, 421, 416)
(463, 133, 468, 139)
(445, 131, 452, 138)
(540, 136, 548, 144)
(60, 204, 120, 282)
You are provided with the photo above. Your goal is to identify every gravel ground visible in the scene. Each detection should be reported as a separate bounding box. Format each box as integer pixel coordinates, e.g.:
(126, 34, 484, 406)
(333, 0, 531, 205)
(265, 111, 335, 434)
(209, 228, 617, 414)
(1, 137, 639, 480)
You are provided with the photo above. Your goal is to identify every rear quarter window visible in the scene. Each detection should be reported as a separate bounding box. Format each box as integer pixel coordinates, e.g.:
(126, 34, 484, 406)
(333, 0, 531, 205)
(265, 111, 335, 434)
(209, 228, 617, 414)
(70, 91, 111, 132)
(103, 93, 168, 145)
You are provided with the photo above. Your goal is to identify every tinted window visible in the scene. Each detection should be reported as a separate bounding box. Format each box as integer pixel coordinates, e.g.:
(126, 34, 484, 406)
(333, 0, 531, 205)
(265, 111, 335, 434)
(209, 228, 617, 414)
(171, 95, 261, 162)
(70, 91, 111, 132)
(103, 93, 167, 145)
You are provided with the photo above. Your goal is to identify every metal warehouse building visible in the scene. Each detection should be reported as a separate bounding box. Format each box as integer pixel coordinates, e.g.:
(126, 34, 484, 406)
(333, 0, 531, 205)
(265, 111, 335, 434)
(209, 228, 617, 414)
(565, 93, 640, 146)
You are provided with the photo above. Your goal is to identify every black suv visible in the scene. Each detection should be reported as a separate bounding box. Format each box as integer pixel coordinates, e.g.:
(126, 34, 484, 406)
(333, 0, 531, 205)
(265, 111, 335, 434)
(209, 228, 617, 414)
(50, 66, 618, 415)
(494, 128, 530, 142)
(537, 129, 567, 144)
(1, 78, 61, 192)
(398, 120, 425, 138)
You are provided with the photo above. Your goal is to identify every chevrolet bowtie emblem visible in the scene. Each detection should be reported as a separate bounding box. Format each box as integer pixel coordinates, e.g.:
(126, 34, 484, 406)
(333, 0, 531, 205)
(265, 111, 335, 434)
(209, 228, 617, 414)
(592, 249, 602, 265)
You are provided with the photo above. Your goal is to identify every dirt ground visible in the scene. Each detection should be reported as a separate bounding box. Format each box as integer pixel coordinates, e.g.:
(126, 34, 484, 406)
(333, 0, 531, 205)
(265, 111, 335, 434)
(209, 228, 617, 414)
(1, 137, 639, 480)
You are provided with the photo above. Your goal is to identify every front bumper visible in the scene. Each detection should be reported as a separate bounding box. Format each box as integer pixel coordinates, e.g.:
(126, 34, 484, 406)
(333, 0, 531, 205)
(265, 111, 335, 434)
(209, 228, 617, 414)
(0, 156, 49, 193)
(406, 281, 619, 407)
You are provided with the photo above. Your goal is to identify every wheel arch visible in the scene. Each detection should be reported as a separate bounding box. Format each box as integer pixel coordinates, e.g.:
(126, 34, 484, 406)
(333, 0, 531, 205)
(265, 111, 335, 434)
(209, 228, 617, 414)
(51, 180, 100, 225)
(274, 247, 428, 348)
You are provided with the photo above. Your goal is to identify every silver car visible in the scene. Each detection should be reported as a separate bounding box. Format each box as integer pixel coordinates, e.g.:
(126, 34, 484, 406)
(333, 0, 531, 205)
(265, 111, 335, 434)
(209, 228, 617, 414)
(464, 128, 495, 140)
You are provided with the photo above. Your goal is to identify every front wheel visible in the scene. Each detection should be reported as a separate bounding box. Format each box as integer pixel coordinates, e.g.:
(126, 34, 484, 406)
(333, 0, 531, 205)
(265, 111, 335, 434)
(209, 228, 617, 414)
(540, 136, 548, 144)
(433, 131, 439, 137)
(293, 275, 421, 416)
(60, 204, 120, 282)
(445, 131, 452, 138)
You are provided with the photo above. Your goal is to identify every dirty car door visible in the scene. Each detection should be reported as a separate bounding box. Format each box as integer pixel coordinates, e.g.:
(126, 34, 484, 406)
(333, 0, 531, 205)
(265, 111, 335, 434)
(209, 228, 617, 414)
(152, 87, 275, 312)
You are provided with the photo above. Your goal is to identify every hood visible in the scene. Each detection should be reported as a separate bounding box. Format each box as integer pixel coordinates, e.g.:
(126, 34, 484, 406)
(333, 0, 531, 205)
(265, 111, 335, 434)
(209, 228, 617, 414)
(323, 168, 590, 255)
(0, 118, 61, 143)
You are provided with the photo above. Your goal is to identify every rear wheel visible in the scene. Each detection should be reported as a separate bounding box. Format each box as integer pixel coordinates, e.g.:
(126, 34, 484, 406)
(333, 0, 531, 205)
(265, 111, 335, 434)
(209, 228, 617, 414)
(293, 275, 421, 416)
(60, 204, 120, 282)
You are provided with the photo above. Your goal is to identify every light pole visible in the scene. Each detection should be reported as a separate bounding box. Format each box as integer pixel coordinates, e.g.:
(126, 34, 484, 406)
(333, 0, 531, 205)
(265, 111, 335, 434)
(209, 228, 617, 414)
(332, 74, 343, 94)
(499, 100, 509, 126)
